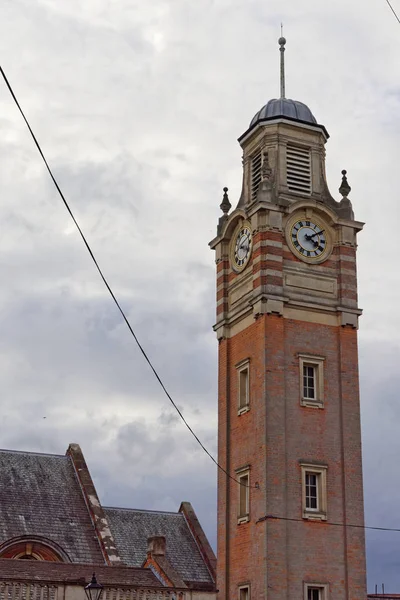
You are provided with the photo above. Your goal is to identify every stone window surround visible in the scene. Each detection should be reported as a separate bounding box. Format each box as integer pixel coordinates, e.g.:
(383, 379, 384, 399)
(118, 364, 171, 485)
(300, 462, 328, 521)
(236, 358, 250, 415)
(304, 582, 329, 600)
(236, 465, 250, 524)
(299, 353, 325, 409)
(238, 583, 251, 600)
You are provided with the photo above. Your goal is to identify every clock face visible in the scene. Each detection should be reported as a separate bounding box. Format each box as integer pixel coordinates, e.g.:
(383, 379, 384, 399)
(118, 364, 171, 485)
(232, 224, 252, 271)
(289, 219, 328, 260)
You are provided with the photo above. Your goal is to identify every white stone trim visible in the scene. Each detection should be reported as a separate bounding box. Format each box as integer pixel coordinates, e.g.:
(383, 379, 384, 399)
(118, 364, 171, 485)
(299, 354, 325, 409)
(253, 239, 283, 251)
(238, 584, 251, 600)
(303, 582, 329, 600)
(300, 462, 328, 521)
(236, 466, 250, 524)
(236, 359, 250, 415)
(338, 254, 356, 263)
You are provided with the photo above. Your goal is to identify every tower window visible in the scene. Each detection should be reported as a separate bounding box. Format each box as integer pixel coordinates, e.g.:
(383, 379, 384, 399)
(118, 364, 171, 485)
(303, 364, 316, 399)
(299, 354, 325, 408)
(250, 150, 262, 201)
(239, 585, 250, 600)
(300, 463, 327, 520)
(286, 144, 312, 195)
(305, 472, 318, 510)
(304, 584, 329, 600)
(236, 467, 250, 523)
(236, 359, 250, 414)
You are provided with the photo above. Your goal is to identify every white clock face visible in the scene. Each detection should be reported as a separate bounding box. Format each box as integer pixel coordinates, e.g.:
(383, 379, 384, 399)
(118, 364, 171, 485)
(290, 219, 327, 259)
(232, 224, 252, 271)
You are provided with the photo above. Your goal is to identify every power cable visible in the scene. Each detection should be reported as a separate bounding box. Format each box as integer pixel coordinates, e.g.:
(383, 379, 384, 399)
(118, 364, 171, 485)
(385, 0, 400, 23)
(0, 65, 258, 489)
(257, 514, 400, 533)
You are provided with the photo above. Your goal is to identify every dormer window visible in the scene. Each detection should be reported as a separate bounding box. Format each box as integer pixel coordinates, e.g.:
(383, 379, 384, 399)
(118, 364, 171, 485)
(286, 144, 312, 195)
(250, 150, 262, 202)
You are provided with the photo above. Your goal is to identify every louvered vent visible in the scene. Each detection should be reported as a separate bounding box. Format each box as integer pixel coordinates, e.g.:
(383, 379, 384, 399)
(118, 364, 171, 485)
(286, 145, 312, 195)
(251, 151, 262, 201)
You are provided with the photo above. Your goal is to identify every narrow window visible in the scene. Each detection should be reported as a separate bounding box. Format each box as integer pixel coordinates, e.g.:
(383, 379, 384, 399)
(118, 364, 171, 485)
(300, 463, 327, 521)
(239, 473, 249, 517)
(305, 472, 318, 510)
(237, 359, 250, 415)
(239, 586, 250, 600)
(303, 364, 316, 399)
(251, 151, 262, 201)
(304, 584, 328, 600)
(236, 468, 250, 523)
(299, 354, 325, 408)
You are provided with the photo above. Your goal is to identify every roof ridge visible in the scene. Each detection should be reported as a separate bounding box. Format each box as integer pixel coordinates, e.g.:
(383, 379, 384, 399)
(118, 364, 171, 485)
(0, 448, 66, 459)
(104, 506, 182, 516)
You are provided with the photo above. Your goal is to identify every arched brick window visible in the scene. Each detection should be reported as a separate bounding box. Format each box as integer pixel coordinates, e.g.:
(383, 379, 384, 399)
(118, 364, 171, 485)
(0, 538, 68, 562)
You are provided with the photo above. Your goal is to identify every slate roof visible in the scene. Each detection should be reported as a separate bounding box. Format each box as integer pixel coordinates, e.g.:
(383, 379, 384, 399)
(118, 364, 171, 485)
(104, 507, 213, 587)
(0, 558, 163, 587)
(0, 450, 104, 564)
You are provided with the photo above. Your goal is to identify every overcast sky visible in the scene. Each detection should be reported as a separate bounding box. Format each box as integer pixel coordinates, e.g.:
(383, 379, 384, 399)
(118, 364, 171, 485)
(0, 0, 399, 593)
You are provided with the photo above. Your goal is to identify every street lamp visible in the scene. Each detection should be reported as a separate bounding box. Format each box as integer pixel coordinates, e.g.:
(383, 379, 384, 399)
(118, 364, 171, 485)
(84, 573, 104, 600)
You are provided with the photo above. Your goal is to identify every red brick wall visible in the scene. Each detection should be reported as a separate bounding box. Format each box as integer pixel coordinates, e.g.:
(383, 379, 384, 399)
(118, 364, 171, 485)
(217, 313, 366, 599)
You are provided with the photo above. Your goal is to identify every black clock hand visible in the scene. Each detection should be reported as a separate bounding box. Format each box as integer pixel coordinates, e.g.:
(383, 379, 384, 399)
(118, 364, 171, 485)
(239, 237, 250, 251)
(310, 229, 325, 238)
(304, 230, 325, 241)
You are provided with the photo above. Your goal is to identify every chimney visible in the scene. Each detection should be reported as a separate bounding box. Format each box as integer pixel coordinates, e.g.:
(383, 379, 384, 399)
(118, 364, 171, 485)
(147, 536, 166, 557)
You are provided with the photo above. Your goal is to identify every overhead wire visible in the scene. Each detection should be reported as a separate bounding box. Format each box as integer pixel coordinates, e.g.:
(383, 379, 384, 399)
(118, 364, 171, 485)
(257, 514, 400, 533)
(2, 3, 400, 494)
(385, 0, 400, 23)
(1, 67, 400, 524)
(0, 65, 259, 489)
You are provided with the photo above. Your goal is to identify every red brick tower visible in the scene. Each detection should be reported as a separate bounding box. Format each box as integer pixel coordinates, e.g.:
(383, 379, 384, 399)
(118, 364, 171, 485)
(209, 38, 367, 600)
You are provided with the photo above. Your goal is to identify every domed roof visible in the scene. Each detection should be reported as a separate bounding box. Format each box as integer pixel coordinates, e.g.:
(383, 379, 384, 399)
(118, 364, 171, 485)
(249, 98, 317, 128)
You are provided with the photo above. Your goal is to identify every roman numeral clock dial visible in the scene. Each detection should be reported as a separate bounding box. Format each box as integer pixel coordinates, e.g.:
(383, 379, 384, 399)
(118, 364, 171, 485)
(230, 223, 252, 272)
(287, 217, 331, 263)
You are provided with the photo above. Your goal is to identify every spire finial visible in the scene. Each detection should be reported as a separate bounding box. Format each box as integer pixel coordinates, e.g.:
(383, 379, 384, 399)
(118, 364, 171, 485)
(278, 29, 286, 99)
(339, 169, 351, 198)
(220, 186, 231, 215)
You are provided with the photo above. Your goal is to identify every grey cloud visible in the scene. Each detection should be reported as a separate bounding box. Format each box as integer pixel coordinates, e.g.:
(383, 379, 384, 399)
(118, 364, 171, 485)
(158, 410, 180, 426)
(0, 0, 398, 591)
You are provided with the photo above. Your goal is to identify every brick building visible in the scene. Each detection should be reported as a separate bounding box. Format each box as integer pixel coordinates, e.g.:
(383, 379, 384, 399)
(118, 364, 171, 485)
(209, 37, 367, 599)
(0, 443, 216, 600)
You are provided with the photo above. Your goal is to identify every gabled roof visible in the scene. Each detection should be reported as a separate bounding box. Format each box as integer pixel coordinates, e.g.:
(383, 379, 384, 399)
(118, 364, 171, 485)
(0, 445, 215, 593)
(104, 507, 214, 589)
(0, 449, 104, 564)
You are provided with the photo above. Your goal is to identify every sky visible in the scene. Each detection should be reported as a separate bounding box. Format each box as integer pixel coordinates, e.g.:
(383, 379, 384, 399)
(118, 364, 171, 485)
(0, 0, 399, 593)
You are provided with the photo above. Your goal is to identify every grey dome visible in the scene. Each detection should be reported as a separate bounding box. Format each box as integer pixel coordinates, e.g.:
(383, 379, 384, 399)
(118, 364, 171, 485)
(250, 98, 317, 128)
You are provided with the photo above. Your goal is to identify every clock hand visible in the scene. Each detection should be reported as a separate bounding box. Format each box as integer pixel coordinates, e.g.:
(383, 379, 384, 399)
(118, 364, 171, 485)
(304, 230, 325, 241)
(239, 238, 250, 251)
(310, 229, 325, 239)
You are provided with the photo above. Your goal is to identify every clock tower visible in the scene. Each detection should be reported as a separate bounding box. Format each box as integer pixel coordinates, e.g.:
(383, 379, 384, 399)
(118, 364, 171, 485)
(210, 38, 367, 600)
